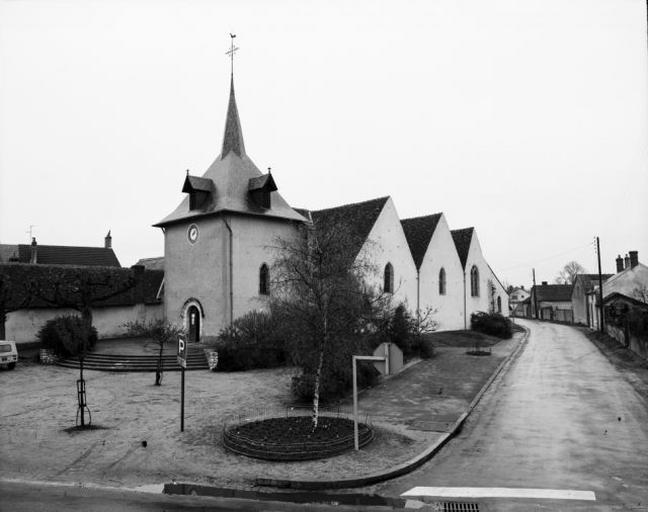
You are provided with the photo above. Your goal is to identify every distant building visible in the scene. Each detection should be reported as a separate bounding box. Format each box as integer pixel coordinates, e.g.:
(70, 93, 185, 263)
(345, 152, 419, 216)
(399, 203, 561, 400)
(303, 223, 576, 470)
(530, 282, 573, 322)
(586, 251, 647, 331)
(571, 273, 612, 325)
(509, 286, 530, 316)
(0, 232, 120, 267)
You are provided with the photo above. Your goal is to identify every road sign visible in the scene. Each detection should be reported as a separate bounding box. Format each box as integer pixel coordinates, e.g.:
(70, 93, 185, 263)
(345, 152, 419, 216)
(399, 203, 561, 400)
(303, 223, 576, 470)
(372, 342, 403, 376)
(177, 337, 186, 369)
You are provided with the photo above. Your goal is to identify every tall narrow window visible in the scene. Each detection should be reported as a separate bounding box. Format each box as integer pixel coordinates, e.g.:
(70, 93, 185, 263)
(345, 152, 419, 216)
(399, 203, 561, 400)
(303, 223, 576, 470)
(259, 263, 269, 295)
(384, 263, 394, 294)
(470, 265, 480, 297)
(439, 268, 447, 295)
(497, 296, 502, 313)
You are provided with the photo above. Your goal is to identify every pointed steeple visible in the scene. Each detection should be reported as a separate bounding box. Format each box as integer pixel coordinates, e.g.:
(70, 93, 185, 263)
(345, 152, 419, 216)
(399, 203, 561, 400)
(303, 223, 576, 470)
(221, 75, 246, 159)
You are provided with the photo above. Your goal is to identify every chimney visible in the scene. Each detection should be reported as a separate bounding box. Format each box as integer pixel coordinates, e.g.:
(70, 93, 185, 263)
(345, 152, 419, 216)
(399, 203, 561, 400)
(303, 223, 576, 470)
(629, 250, 638, 268)
(521, 285, 525, 290)
(616, 255, 624, 273)
(624, 254, 630, 269)
(105, 230, 112, 249)
(30, 237, 38, 264)
(541, 281, 548, 286)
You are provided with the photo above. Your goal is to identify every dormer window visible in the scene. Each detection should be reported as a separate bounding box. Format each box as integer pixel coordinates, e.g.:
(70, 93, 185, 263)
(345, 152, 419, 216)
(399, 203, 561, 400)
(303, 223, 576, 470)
(248, 173, 278, 210)
(182, 174, 213, 211)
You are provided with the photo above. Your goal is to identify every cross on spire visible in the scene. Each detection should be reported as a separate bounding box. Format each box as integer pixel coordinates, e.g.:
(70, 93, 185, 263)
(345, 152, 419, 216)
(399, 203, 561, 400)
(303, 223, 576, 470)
(225, 33, 239, 76)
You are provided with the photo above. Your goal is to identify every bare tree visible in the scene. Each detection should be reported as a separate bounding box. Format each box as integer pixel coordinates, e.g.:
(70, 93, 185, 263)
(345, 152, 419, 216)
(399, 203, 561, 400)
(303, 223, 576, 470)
(555, 261, 586, 285)
(271, 220, 385, 430)
(632, 285, 648, 304)
(124, 319, 186, 385)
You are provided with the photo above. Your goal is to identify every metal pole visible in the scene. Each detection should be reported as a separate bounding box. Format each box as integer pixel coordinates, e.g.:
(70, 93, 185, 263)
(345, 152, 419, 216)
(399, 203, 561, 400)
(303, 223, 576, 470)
(181, 367, 185, 432)
(597, 236, 605, 333)
(352, 356, 359, 450)
(532, 268, 538, 319)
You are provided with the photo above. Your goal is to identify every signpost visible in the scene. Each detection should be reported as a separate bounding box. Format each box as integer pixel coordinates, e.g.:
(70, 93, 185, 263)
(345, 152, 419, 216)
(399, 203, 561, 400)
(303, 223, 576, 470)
(352, 342, 403, 450)
(177, 337, 186, 432)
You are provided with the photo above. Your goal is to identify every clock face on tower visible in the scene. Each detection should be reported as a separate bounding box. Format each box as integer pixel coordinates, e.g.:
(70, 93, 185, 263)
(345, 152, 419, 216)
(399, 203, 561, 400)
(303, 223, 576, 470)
(187, 224, 199, 244)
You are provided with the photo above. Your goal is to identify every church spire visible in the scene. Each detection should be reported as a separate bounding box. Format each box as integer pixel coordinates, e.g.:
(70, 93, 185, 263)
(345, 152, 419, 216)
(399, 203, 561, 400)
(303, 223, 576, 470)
(221, 35, 245, 159)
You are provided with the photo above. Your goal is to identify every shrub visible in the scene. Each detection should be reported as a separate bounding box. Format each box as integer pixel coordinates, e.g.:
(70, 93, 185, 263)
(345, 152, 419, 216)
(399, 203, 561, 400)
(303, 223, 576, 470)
(215, 310, 286, 371)
(37, 315, 98, 357)
(470, 311, 512, 339)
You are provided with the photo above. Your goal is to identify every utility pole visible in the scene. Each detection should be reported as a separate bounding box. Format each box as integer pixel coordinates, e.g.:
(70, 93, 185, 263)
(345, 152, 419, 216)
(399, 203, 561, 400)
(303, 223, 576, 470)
(532, 268, 538, 319)
(596, 236, 605, 333)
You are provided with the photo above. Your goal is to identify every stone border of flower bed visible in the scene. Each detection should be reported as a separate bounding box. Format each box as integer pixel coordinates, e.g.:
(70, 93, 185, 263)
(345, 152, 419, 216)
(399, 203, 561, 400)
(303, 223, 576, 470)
(254, 326, 530, 489)
(222, 415, 374, 461)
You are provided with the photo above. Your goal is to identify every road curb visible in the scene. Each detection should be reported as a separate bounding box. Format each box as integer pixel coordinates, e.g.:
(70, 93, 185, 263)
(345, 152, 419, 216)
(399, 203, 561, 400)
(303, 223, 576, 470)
(254, 326, 530, 490)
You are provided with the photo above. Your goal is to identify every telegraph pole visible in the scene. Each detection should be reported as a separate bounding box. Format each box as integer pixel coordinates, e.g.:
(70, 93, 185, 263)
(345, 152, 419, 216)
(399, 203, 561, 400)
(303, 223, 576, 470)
(532, 268, 538, 319)
(596, 236, 605, 333)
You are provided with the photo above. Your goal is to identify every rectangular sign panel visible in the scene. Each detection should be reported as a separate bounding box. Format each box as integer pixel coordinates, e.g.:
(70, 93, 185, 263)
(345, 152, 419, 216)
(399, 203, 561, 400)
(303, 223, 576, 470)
(177, 337, 186, 368)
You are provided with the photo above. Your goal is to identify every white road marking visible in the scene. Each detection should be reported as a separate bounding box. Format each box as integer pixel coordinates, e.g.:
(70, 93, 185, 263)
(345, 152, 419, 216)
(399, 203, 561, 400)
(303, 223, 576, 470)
(401, 487, 596, 501)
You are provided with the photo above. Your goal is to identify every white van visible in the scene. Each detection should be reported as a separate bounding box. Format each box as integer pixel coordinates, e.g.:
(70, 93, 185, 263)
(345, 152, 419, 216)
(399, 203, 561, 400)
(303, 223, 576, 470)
(0, 340, 18, 370)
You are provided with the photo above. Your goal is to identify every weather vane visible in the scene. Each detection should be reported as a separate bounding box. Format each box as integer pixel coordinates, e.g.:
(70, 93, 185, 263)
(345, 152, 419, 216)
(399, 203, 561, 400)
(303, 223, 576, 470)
(225, 33, 239, 76)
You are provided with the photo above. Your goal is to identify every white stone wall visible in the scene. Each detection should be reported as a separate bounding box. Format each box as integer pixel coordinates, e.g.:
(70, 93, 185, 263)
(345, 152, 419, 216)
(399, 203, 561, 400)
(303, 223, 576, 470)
(6, 303, 163, 343)
(356, 198, 418, 314)
(417, 214, 465, 331)
(163, 213, 300, 341)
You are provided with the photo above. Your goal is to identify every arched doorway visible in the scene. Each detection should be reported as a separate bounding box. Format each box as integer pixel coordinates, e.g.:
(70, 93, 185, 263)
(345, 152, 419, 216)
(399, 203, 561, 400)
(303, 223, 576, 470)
(188, 305, 201, 342)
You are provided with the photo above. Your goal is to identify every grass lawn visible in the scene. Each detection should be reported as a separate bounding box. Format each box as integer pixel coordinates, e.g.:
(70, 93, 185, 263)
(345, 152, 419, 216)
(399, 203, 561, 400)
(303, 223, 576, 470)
(423, 329, 506, 348)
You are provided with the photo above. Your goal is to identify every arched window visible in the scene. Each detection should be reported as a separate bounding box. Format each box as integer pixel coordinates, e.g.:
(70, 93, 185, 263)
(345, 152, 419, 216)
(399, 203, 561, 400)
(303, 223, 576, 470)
(439, 268, 446, 295)
(470, 265, 480, 297)
(384, 263, 394, 294)
(259, 263, 269, 295)
(497, 296, 502, 313)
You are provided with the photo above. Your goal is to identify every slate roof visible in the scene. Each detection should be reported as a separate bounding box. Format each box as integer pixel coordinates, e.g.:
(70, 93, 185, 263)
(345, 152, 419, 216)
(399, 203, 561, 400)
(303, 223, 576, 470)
(155, 77, 304, 227)
(134, 257, 165, 271)
(182, 175, 213, 193)
(311, 197, 390, 262)
(400, 213, 443, 270)
(0, 244, 121, 267)
(533, 283, 573, 302)
(451, 228, 474, 269)
(248, 173, 277, 192)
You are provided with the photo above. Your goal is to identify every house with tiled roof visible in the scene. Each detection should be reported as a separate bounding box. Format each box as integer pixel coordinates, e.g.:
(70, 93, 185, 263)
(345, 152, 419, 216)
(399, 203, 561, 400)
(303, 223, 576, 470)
(150, 62, 508, 341)
(530, 282, 573, 322)
(0, 232, 120, 267)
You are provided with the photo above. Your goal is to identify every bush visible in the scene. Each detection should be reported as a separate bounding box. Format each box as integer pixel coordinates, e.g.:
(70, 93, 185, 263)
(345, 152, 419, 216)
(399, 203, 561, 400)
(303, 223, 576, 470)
(215, 311, 287, 371)
(470, 311, 512, 339)
(37, 315, 98, 357)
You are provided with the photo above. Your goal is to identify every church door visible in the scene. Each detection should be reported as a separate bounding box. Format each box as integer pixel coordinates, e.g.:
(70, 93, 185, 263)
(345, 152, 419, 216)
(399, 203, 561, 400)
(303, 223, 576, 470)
(188, 305, 200, 342)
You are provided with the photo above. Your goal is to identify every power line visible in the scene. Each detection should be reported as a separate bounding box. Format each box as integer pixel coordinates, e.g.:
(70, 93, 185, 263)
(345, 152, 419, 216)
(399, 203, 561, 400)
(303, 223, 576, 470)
(499, 240, 595, 272)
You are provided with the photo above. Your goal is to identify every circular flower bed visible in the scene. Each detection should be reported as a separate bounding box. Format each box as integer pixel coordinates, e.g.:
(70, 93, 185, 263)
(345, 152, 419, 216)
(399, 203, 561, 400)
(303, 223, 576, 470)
(223, 415, 374, 461)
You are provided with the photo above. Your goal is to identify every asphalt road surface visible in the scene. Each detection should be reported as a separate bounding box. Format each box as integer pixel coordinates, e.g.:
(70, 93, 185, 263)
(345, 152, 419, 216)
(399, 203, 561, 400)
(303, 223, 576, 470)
(374, 320, 648, 511)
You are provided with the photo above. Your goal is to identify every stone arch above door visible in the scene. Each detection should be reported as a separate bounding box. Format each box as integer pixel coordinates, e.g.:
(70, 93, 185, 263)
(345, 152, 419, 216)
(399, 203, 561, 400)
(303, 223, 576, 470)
(181, 298, 204, 342)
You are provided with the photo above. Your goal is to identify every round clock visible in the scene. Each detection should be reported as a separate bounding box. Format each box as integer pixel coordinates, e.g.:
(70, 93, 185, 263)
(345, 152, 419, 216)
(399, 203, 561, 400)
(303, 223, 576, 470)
(187, 224, 199, 244)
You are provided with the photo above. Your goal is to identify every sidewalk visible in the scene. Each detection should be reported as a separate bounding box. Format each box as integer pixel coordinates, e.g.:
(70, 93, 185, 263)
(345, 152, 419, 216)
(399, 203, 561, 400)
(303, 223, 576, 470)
(1, 329, 524, 492)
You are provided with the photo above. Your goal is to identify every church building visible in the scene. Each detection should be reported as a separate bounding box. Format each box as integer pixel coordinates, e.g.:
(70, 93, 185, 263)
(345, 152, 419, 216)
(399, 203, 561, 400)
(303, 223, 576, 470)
(154, 66, 508, 342)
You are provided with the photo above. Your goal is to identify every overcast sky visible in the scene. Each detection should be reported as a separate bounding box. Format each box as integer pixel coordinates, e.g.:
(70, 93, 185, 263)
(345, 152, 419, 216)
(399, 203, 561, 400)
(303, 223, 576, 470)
(1, 0, 646, 288)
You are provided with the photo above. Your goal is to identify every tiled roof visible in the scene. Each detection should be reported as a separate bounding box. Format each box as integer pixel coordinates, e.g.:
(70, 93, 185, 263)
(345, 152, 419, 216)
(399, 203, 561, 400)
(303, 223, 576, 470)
(134, 257, 165, 271)
(400, 214, 442, 269)
(12, 244, 120, 267)
(451, 228, 474, 269)
(533, 283, 573, 302)
(248, 173, 277, 192)
(311, 197, 389, 262)
(182, 175, 213, 193)
(0, 264, 163, 309)
(154, 78, 305, 227)
(573, 273, 613, 292)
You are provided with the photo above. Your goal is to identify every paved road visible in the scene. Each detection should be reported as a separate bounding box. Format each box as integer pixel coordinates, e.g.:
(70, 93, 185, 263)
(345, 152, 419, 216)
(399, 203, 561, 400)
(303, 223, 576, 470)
(374, 320, 648, 510)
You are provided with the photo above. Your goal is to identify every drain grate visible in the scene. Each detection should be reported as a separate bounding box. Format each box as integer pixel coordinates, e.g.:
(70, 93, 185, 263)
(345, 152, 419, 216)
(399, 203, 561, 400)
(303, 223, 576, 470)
(442, 502, 480, 512)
